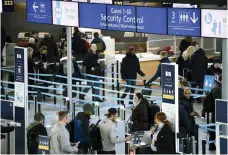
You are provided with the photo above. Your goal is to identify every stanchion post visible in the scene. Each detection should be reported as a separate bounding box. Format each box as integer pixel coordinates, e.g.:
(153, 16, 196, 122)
(206, 112, 210, 124)
(73, 101, 75, 119)
(1, 86, 5, 99)
(202, 140, 206, 154)
(7, 127, 10, 154)
(66, 98, 70, 111)
(116, 60, 119, 80)
(102, 69, 105, 100)
(117, 82, 120, 104)
(53, 62, 57, 105)
(195, 124, 199, 154)
(38, 103, 41, 113)
(6, 94, 9, 100)
(34, 95, 37, 113)
(92, 86, 95, 101)
(143, 80, 146, 86)
(111, 63, 114, 90)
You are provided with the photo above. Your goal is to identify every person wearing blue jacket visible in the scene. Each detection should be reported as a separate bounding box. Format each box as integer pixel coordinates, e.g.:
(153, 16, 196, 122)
(146, 51, 170, 85)
(90, 32, 106, 56)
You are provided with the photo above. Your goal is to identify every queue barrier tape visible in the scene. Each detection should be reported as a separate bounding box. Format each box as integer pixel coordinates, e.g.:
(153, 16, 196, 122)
(207, 140, 216, 144)
(28, 85, 64, 91)
(199, 124, 216, 128)
(0, 68, 14, 73)
(28, 100, 67, 109)
(1, 81, 14, 84)
(2, 66, 14, 69)
(120, 83, 162, 93)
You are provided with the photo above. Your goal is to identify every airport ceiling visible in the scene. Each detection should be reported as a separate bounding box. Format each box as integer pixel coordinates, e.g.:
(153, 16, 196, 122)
(124, 0, 227, 5)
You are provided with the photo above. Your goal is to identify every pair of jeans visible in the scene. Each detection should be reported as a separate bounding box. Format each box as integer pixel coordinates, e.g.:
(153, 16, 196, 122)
(121, 80, 136, 104)
(83, 77, 101, 100)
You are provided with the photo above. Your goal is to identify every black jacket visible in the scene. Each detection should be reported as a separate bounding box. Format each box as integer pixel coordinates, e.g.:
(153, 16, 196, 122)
(1, 26, 7, 63)
(147, 57, 170, 84)
(83, 52, 100, 75)
(72, 36, 88, 59)
(121, 53, 145, 80)
(153, 124, 174, 154)
(189, 49, 208, 83)
(207, 65, 222, 76)
(179, 105, 189, 136)
(39, 37, 59, 63)
(68, 112, 90, 143)
(132, 101, 149, 132)
(211, 86, 222, 122)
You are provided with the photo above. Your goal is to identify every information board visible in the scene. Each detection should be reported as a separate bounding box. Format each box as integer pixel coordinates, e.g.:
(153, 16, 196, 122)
(52, 1, 79, 27)
(201, 9, 227, 38)
(26, 0, 52, 24)
(216, 100, 228, 123)
(203, 75, 215, 92)
(38, 136, 50, 154)
(168, 8, 201, 36)
(79, 3, 106, 29)
(106, 5, 136, 32)
(137, 7, 167, 34)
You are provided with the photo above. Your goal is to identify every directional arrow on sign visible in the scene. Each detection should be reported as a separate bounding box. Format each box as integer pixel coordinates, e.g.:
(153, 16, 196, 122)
(190, 12, 198, 24)
(33, 2, 39, 12)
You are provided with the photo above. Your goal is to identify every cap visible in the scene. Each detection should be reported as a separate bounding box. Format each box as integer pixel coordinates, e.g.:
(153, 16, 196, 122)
(105, 108, 117, 116)
(83, 104, 94, 114)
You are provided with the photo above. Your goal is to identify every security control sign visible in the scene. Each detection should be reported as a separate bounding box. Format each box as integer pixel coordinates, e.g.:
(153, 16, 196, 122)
(52, 1, 79, 27)
(26, 0, 52, 24)
(168, 8, 201, 36)
(201, 9, 227, 38)
(161, 64, 175, 104)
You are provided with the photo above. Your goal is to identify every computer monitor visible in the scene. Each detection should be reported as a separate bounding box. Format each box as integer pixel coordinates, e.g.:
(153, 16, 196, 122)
(203, 75, 215, 92)
(1, 100, 14, 120)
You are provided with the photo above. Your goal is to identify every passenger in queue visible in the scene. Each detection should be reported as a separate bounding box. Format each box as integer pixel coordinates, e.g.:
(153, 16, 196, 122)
(72, 32, 88, 61)
(151, 112, 174, 154)
(80, 44, 103, 102)
(189, 41, 208, 103)
(179, 80, 190, 100)
(120, 47, 145, 105)
(27, 113, 47, 154)
(207, 58, 222, 76)
(50, 111, 78, 154)
(176, 38, 191, 76)
(91, 32, 106, 57)
(98, 108, 132, 154)
(146, 51, 170, 85)
(30, 31, 39, 58)
(131, 93, 149, 132)
(179, 88, 199, 137)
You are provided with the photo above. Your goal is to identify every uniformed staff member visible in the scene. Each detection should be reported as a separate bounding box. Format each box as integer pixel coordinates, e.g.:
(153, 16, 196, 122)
(98, 108, 132, 154)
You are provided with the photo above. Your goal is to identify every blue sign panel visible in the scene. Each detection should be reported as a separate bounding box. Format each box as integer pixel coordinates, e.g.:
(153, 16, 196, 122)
(106, 5, 136, 32)
(203, 75, 215, 92)
(0, 100, 13, 120)
(220, 137, 228, 154)
(79, 3, 106, 29)
(168, 8, 201, 36)
(137, 7, 167, 34)
(14, 48, 24, 83)
(161, 64, 175, 104)
(26, 0, 52, 24)
(216, 100, 228, 123)
(38, 136, 50, 154)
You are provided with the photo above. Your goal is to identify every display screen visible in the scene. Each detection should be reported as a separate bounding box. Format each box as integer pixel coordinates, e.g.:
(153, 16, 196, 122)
(203, 75, 215, 92)
(79, 3, 106, 29)
(106, 5, 136, 32)
(201, 9, 227, 38)
(1, 100, 13, 120)
(216, 100, 228, 123)
(52, 1, 79, 27)
(26, 0, 52, 24)
(137, 7, 167, 34)
(168, 8, 201, 36)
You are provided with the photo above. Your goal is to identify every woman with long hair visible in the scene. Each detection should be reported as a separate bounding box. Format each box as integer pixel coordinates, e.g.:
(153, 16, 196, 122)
(151, 112, 174, 154)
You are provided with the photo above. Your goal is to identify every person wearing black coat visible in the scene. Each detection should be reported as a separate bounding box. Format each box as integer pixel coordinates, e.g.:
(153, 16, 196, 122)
(131, 93, 149, 132)
(121, 47, 145, 105)
(176, 39, 191, 76)
(72, 32, 88, 61)
(207, 58, 222, 76)
(179, 88, 199, 136)
(151, 112, 174, 154)
(146, 51, 170, 85)
(179, 105, 189, 138)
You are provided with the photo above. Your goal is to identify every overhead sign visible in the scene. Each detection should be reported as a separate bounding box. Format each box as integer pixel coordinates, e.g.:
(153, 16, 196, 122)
(201, 9, 227, 38)
(90, 0, 112, 4)
(137, 7, 167, 34)
(113, 0, 123, 5)
(216, 99, 228, 123)
(173, 3, 197, 8)
(38, 136, 50, 154)
(26, 0, 52, 24)
(106, 5, 136, 32)
(52, 1, 79, 27)
(168, 8, 201, 36)
(203, 75, 215, 92)
(2, 0, 14, 12)
(79, 3, 106, 29)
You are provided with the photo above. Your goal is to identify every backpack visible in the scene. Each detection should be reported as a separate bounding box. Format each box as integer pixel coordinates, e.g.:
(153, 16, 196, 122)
(148, 103, 160, 128)
(203, 90, 214, 112)
(89, 120, 102, 151)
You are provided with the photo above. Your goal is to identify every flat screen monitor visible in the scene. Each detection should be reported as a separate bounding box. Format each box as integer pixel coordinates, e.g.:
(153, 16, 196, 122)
(168, 8, 201, 36)
(137, 7, 167, 35)
(79, 3, 106, 30)
(52, 1, 79, 27)
(201, 9, 228, 38)
(1, 100, 14, 120)
(26, 0, 52, 24)
(203, 75, 215, 92)
(216, 100, 228, 123)
(106, 5, 136, 32)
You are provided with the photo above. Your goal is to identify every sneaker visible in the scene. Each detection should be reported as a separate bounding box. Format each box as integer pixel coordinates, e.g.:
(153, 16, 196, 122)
(209, 143, 216, 151)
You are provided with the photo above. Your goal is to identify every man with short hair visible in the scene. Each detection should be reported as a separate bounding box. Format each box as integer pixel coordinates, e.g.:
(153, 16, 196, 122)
(50, 111, 78, 154)
(27, 112, 47, 154)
